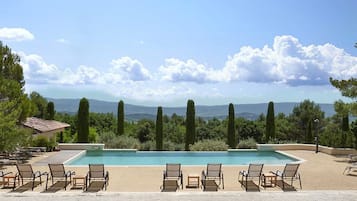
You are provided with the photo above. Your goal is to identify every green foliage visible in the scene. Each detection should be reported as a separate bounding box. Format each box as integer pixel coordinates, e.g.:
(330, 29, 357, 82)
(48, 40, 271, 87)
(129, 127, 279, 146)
(77, 98, 89, 143)
(237, 137, 257, 149)
(56, 129, 76, 143)
(265, 101, 275, 142)
(30, 91, 48, 118)
(0, 42, 33, 152)
(306, 120, 313, 143)
(0, 41, 25, 88)
(55, 112, 77, 136)
(289, 99, 324, 143)
(185, 99, 196, 150)
(236, 118, 263, 143)
(99, 133, 140, 149)
(117, 100, 124, 135)
(275, 113, 294, 141)
(45, 101, 55, 120)
(32, 136, 57, 151)
(330, 77, 357, 99)
(227, 103, 236, 148)
(136, 120, 154, 143)
(156, 106, 163, 150)
(352, 121, 357, 149)
(330, 77, 357, 115)
(89, 112, 115, 133)
(88, 127, 98, 143)
(163, 141, 185, 151)
(341, 115, 349, 147)
(189, 139, 228, 151)
(141, 140, 156, 151)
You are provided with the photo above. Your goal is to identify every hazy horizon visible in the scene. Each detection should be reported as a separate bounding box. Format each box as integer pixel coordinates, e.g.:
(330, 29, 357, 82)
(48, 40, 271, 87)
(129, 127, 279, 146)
(1, 0, 356, 107)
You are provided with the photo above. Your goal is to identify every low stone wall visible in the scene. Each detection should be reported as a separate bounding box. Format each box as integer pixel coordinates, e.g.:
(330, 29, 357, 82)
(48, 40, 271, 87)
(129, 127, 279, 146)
(257, 144, 357, 155)
(58, 143, 105, 150)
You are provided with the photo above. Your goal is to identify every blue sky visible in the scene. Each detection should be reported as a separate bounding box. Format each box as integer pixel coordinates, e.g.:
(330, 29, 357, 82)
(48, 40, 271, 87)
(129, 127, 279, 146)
(0, 0, 356, 106)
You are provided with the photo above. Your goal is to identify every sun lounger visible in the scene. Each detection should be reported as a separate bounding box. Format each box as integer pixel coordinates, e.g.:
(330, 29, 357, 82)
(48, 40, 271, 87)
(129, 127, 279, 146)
(238, 163, 263, 190)
(16, 164, 48, 190)
(201, 163, 224, 189)
(87, 164, 109, 191)
(47, 164, 75, 190)
(163, 163, 183, 190)
(271, 163, 302, 190)
(343, 162, 357, 175)
(201, 172, 219, 191)
(347, 154, 357, 163)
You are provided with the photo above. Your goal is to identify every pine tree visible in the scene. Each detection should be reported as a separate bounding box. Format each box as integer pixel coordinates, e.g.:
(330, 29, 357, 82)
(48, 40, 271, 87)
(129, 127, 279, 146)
(156, 106, 163, 150)
(77, 98, 89, 143)
(117, 100, 124, 135)
(227, 103, 236, 148)
(265, 101, 275, 142)
(185, 99, 196, 150)
(0, 41, 32, 152)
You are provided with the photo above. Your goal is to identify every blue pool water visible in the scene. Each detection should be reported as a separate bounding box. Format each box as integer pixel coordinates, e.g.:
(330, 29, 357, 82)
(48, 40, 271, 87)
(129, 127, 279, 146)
(67, 150, 299, 165)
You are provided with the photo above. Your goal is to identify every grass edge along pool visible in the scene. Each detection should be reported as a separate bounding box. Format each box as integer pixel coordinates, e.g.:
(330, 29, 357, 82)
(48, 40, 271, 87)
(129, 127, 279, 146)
(67, 150, 300, 166)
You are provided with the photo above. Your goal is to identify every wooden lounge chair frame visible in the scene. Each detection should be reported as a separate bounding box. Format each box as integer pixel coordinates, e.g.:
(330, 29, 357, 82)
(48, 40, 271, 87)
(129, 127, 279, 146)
(47, 164, 75, 190)
(201, 163, 224, 189)
(87, 164, 109, 190)
(271, 163, 302, 190)
(238, 163, 264, 190)
(163, 163, 183, 189)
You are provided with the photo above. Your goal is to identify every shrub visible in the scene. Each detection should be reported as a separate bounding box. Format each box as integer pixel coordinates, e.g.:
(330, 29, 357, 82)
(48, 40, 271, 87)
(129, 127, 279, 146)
(237, 138, 257, 149)
(163, 141, 185, 151)
(140, 140, 156, 151)
(189, 140, 228, 151)
(32, 135, 57, 151)
(105, 135, 141, 149)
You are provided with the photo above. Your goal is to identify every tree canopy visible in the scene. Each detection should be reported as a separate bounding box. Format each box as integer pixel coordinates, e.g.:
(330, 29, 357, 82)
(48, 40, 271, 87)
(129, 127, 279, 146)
(0, 41, 32, 152)
(330, 77, 357, 115)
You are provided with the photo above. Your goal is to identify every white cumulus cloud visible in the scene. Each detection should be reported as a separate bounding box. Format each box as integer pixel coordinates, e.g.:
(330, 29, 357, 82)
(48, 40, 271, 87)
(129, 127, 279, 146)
(19, 52, 152, 85)
(18, 52, 59, 84)
(110, 57, 151, 81)
(158, 35, 357, 86)
(159, 58, 218, 83)
(0, 27, 34, 41)
(224, 35, 357, 85)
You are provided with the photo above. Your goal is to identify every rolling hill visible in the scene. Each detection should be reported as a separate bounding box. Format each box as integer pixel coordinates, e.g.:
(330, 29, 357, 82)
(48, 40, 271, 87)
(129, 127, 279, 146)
(48, 98, 335, 121)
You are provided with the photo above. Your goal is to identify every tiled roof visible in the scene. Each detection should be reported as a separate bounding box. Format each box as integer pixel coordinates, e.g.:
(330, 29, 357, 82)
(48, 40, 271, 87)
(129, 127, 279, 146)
(22, 117, 70, 133)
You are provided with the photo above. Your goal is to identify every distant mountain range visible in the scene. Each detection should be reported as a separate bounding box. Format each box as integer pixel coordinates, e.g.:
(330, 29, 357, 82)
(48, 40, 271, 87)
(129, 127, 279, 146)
(48, 98, 336, 121)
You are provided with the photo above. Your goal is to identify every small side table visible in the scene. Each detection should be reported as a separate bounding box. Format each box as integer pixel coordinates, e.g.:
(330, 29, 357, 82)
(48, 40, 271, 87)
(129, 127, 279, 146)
(186, 174, 200, 188)
(261, 173, 277, 188)
(2, 174, 16, 189)
(72, 175, 86, 190)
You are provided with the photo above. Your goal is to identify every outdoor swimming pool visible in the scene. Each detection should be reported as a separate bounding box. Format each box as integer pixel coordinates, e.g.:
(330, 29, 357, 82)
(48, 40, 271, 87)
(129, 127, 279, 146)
(66, 150, 300, 166)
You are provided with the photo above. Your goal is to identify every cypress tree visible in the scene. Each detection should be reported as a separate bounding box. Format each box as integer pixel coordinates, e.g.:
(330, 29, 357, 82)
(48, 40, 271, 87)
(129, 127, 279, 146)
(306, 120, 313, 143)
(265, 101, 275, 142)
(117, 100, 124, 135)
(342, 115, 349, 147)
(227, 103, 236, 148)
(185, 99, 195, 150)
(156, 106, 163, 150)
(77, 98, 89, 143)
(46, 101, 55, 120)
